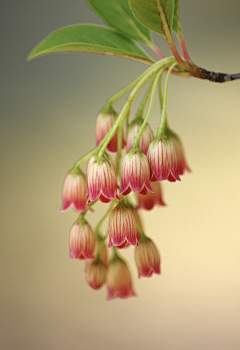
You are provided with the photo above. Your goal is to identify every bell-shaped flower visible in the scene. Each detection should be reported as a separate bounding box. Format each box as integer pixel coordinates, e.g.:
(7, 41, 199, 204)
(168, 132, 191, 175)
(136, 181, 166, 210)
(69, 219, 95, 260)
(107, 256, 136, 300)
(127, 119, 154, 155)
(87, 155, 121, 204)
(95, 110, 125, 153)
(108, 203, 138, 248)
(86, 259, 107, 290)
(61, 169, 87, 212)
(135, 237, 161, 278)
(120, 149, 153, 196)
(147, 137, 181, 182)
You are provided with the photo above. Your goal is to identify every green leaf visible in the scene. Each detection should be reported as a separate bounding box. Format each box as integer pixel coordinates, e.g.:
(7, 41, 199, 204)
(129, 0, 175, 36)
(27, 25, 154, 64)
(86, 0, 152, 44)
(173, 0, 179, 33)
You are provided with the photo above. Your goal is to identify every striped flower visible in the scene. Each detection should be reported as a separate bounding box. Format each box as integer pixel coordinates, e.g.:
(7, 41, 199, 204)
(127, 120, 154, 155)
(61, 170, 87, 212)
(135, 237, 161, 278)
(87, 156, 120, 204)
(120, 149, 153, 196)
(108, 203, 138, 248)
(69, 220, 95, 260)
(147, 137, 181, 182)
(86, 260, 107, 290)
(107, 257, 136, 300)
(136, 181, 166, 210)
(95, 110, 125, 153)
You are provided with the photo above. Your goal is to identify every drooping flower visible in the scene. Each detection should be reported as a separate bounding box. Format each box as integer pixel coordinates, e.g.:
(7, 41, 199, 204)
(127, 119, 154, 155)
(108, 203, 138, 248)
(69, 219, 95, 260)
(135, 237, 161, 278)
(107, 256, 136, 300)
(61, 169, 87, 212)
(86, 260, 107, 290)
(95, 110, 125, 153)
(147, 137, 181, 182)
(120, 149, 153, 196)
(87, 155, 121, 204)
(136, 181, 166, 210)
(168, 132, 191, 175)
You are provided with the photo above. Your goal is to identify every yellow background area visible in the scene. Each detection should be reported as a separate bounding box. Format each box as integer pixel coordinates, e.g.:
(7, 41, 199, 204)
(1, 1, 240, 349)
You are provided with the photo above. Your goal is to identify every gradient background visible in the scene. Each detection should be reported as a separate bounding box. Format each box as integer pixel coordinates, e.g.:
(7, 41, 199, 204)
(1, 1, 240, 349)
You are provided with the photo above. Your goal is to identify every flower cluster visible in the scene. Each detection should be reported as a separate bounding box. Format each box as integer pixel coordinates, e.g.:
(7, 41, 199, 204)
(61, 64, 190, 300)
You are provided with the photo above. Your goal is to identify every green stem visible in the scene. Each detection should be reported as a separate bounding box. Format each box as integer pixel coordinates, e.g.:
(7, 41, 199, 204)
(95, 232, 108, 260)
(157, 62, 178, 138)
(99, 57, 176, 158)
(116, 119, 124, 179)
(136, 78, 155, 118)
(133, 68, 164, 149)
(95, 202, 114, 233)
(105, 71, 153, 111)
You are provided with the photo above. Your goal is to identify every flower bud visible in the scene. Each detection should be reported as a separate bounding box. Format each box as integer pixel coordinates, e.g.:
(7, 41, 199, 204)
(127, 120, 154, 155)
(69, 220, 95, 260)
(95, 110, 125, 152)
(87, 156, 120, 203)
(136, 181, 166, 210)
(107, 257, 136, 300)
(147, 138, 181, 181)
(135, 237, 161, 278)
(108, 203, 138, 248)
(120, 150, 153, 195)
(86, 260, 107, 290)
(61, 170, 87, 212)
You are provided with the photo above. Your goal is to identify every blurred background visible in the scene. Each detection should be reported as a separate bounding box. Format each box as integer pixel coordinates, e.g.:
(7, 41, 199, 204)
(1, 1, 240, 349)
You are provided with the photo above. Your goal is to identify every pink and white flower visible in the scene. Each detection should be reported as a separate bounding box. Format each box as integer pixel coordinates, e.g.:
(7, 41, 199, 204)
(120, 150, 153, 196)
(86, 260, 107, 290)
(135, 237, 161, 278)
(87, 156, 120, 203)
(147, 138, 181, 182)
(127, 120, 154, 155)
(69, 220, 95, 260)
(108, 203, 138, 248)
(61, 170, 87, 212)
(107, 257, 136, 300)
(95, 110, 125, 153)
(136, 181, 166, 210)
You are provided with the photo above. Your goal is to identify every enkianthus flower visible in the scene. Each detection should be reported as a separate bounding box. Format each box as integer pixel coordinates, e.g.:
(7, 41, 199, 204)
(86, 259, 107, 290)
(61, 169, 87, 212)
(95, 109, 125, 153)
(87, 155, 120, 204)
(127, 119, 154, 155)
(147, 137, 181, 182)
(135, 237, 161, 278)
(136, 181, 166, 210)
(69, 219, 95, 260)
(167, 131, 191, 175)
(120, 149, 153, 196)
(108, 202, 138, 248)
(107, 256, 136, 300)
